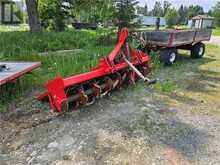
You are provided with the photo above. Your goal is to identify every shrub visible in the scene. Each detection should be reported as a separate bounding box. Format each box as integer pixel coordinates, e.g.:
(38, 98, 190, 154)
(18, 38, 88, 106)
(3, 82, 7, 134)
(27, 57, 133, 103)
(38, 0, 70, 31)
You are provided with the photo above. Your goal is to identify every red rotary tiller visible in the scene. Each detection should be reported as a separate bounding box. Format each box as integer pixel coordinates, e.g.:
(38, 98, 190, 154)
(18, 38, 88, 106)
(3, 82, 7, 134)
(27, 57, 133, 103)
(38, 28, 156, 112)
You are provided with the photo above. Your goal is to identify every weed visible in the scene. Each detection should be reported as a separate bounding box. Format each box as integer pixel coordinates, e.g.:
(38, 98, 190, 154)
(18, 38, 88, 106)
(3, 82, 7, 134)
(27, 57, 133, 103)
(154, 80, 176, 93)
(149, 51, 160, 65)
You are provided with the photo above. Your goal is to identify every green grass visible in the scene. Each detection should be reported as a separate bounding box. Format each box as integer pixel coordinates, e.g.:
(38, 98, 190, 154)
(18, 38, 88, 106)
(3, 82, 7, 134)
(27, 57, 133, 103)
(0, 27, 116, 111)
(154, 80, 176, 93)
(213, 27, 220, 36)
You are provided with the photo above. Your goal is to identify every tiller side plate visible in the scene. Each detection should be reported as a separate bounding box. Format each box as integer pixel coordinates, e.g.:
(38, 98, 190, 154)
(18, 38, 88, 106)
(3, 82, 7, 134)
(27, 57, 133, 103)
(38, 28, 151, 112)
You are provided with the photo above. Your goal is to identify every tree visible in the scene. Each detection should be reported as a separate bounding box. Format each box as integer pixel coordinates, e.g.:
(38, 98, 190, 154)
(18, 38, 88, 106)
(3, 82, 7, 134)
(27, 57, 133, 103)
(187, 5, 204, 19)
(178, 5, 184, 24)
(114, 0, 139, 32)
(67, 0, 114, 27)
(136, 5, 143, 15)
(143, 3, 148, 16)
(38, 0, 115, 31)
(212, 2, 220, 25)
(25, 0, 42, 32)
(96, 0, 115, 23)
(136, 3, 148, 16)
(178, 5, 188, 24)
(163, 1, 171, 16)
(151, 1, 163, 17)
(38, 0, 72, 31)
(165, 8, 180, 28)
(207, 10, 213, 17)
(83, 0, 114, 23)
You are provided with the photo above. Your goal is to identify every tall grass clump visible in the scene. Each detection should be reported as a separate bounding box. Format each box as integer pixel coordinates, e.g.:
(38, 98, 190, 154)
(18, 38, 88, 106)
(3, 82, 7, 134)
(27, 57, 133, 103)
(0, 30, 102, 57)
(149, 51, 160, 65)
(154, 80, 176, 93)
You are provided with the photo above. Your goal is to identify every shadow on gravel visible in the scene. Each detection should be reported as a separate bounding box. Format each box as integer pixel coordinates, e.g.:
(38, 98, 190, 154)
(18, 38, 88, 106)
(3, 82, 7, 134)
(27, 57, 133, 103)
(185, 69, 220, 93)
(61, 91, 211, 164)
(176, 54, 220, 94)
(173, 53, 216, 72)
(134, 100, 210, 163)
(0, 86, 212, 164)
(176, 53, 215, 64)
(65, 107, 210, 164)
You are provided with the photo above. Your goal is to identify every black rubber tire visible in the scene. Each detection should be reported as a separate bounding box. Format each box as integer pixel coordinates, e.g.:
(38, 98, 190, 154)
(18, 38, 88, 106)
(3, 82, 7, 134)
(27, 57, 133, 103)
(191, 42, 205, 59)
(160, 48, 177, 66)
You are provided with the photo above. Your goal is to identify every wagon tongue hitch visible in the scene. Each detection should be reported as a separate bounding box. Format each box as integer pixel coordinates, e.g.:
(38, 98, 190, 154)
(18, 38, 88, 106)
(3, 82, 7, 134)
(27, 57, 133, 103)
(38, 28, 156, 113)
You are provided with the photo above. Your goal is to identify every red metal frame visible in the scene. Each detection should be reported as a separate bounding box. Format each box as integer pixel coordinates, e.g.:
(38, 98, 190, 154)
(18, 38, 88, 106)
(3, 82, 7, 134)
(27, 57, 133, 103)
(38, 28, 150, 112)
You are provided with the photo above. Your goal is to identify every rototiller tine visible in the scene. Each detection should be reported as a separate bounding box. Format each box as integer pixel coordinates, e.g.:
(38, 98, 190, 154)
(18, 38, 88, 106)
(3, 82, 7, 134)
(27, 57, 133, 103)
(38, 28, 156, 112)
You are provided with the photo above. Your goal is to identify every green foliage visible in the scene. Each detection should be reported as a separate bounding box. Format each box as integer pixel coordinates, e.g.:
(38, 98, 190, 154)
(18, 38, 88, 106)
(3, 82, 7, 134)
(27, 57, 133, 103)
(151, 1, 163, 17)
(144, 2, 205, 25)
(163, 1, 171, 16)
(178, 5, 188, 24)
(71, 0, 115, 24)
(165, 8, 180, 28)
(149, 1, 171, 17)
(207, 10, 213, 17)
(143, 4, 148, 16)
(187, 5, 204, 19)
(213, 3, 220, 20)
(213, 27, 220, 36)
(0, 30, 98, 55)
(154, 80, 176, 93)
(38, 0, 115, 30)
(149, 51, 160, 65)
(176, 5, 204, 24)
(13, 4, 24, 22)
(136, 3, 148, 16)
(213, 2, 220, 21)
(114, 0, 139, 30)
(38, 0, 71, 31)
(96, 31, 117, 45)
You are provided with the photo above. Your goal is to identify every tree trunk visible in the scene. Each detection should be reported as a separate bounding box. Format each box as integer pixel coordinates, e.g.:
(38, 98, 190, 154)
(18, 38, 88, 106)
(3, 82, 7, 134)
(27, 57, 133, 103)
(25, 0, 42, 32)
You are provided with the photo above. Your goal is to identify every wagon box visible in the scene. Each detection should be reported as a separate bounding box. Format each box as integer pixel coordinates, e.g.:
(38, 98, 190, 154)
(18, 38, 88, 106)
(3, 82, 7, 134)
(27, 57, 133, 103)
(134, 15, 214, 65)
(139, 29, 212, 48)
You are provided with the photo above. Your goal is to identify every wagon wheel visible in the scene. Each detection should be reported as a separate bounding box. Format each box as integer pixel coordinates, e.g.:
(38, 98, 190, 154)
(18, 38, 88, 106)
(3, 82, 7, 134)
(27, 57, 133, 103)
(160, 48, 177, 66)
(191, 42, 205, 59)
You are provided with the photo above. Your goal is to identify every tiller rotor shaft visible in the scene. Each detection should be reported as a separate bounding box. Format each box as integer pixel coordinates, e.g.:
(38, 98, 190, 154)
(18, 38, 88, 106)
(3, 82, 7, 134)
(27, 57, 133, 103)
(38, 28, 155, 112)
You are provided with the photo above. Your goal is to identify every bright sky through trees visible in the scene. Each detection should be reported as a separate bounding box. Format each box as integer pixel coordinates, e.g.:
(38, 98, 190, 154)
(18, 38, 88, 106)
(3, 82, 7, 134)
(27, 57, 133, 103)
(138, 0, 217, 12)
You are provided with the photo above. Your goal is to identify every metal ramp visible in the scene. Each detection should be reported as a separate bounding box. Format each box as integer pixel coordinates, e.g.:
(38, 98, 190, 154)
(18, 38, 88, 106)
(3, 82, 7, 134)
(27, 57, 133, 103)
(0, 62, 41, 86)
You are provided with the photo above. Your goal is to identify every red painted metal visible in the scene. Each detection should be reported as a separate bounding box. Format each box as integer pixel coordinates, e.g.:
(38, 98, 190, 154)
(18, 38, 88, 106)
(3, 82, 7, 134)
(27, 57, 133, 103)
(168, 32, 175, 48)
(38, 28, 151, 112)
